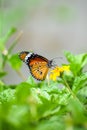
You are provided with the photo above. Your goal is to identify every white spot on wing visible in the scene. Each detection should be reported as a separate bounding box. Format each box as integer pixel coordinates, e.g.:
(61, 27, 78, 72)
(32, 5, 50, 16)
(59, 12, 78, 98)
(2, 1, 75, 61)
(25, 52, 32, 63)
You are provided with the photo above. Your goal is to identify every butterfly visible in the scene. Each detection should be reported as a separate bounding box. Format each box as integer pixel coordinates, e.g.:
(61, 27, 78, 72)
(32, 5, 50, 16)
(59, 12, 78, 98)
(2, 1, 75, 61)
(19, 51, 54, 80)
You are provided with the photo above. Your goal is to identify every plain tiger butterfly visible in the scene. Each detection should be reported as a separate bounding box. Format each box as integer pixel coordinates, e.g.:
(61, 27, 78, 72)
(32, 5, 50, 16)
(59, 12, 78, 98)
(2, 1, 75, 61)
(19, 51, 54, 80)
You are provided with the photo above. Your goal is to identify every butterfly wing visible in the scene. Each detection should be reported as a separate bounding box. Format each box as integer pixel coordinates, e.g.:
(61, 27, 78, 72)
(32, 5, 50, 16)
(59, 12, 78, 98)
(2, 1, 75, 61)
(19, 52, 52, 80)
(29, 57, 49, 80)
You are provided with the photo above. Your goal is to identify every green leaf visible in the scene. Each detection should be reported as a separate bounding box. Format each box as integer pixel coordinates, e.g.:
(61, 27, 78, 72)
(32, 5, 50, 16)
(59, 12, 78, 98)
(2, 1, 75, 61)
(77, 87, 87, 104)
(3, 27, 17, 43)
(26, 76, 37, 87)
(0, 81, 5, 92)
(16, 82, 32, 104)
(0, 27, 17, 51)
(0, 71, 7, 78)
(0, 88, 15, 103)
(62, 71, 74, 89)
(0, 42, 5, 51)
(64, 51, 87, 76)
(37, 116, 65, 130)
(75, 53, 87, 68)
(7, 105, 29, 127)
(67, 98, 87, 125)
(8, 54, 22, 70)
(64, 51, 75, 63)
(72, 72, 87, 93)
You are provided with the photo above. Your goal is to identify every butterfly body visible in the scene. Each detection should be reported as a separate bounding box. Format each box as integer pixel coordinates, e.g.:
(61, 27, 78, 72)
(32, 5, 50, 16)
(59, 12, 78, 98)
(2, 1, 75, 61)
(19, 51, 53, 80)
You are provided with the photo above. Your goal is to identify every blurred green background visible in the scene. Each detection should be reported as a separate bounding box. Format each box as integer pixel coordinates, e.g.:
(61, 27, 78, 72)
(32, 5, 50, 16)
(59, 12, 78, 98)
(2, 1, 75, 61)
(0, 0, 87, 84)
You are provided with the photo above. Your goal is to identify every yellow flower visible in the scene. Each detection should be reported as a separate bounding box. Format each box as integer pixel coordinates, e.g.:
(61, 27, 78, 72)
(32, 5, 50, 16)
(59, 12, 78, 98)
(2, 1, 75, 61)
(49, 65, 70, 81)
(50, 67, 60, 81)
(62, 65, 70, 71)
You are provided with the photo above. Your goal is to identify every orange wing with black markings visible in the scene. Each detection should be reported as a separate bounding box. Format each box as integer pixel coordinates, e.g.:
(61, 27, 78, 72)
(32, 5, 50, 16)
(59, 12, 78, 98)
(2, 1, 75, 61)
(19, 51, 53, 80)
(29, 57, 49, 80)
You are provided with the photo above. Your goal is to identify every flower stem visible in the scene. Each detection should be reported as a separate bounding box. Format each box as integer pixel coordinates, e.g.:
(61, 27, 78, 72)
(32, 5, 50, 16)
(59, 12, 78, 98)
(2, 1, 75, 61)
(63, 77, 76, 98)
(16, 70, 26, 81)
(62, 76, 85, 108)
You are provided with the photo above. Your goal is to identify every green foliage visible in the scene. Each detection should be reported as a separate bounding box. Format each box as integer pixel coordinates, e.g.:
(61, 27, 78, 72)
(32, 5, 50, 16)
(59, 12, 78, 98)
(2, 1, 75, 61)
(8, 54, 22, 70)
(72, 72, 87, 93)
(64, 51, 87, 76)
(0, 30, 87, 130)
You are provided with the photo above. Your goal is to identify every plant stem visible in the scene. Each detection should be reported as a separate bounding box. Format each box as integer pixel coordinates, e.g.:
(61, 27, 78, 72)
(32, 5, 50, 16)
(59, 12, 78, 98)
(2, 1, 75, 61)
(2, 31, 23, 69)
(62, 76, 85, 109)
(16, 70, 26, 81)
(63, 77, 76, 98)
(8, 31, 23, 53)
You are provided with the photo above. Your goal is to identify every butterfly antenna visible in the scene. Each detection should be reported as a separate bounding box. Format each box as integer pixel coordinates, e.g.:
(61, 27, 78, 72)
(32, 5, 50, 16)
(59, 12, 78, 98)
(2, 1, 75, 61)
(51, 56, 63, 61)
(51, 56, 63, 67)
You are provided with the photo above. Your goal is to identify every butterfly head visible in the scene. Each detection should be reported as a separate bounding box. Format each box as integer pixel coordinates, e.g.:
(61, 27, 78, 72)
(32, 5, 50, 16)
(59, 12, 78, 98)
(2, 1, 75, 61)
(19, 51, 33, 63)
(48, 60, 57, 68)
(19, 51, 28, 62)
(50, 56, 63, 68)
